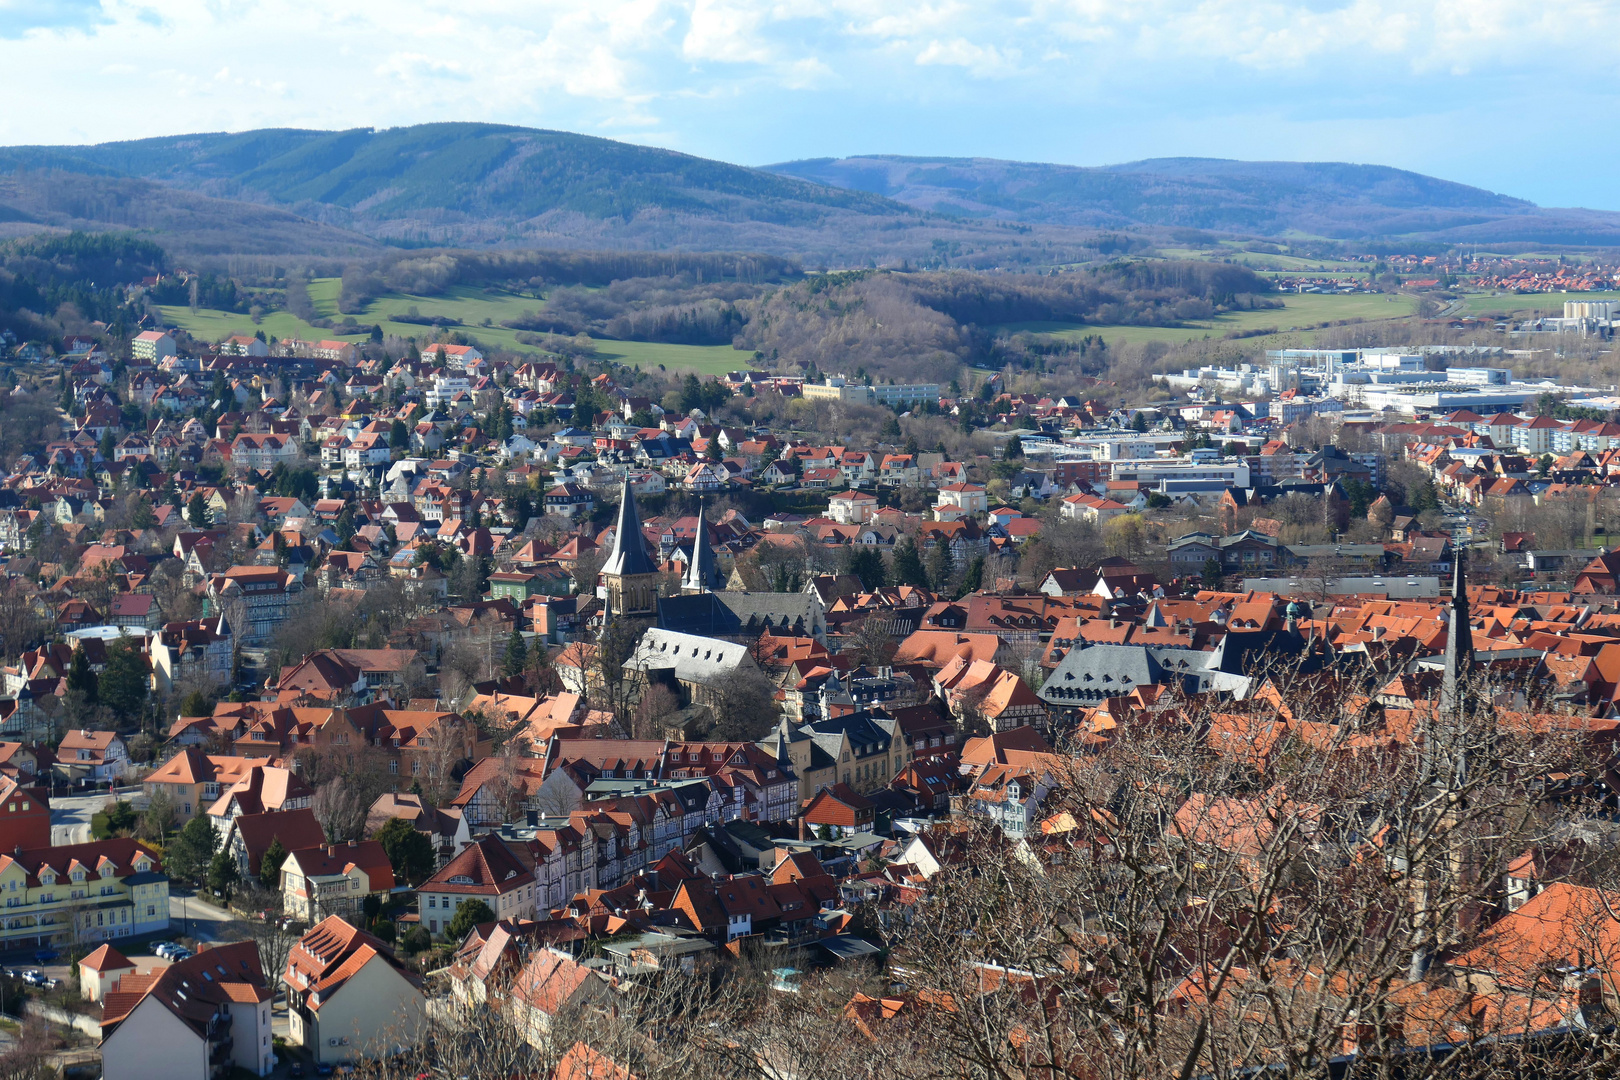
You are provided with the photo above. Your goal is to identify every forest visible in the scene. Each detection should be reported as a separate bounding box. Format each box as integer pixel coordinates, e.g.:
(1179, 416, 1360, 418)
(0, 231, 161, 342)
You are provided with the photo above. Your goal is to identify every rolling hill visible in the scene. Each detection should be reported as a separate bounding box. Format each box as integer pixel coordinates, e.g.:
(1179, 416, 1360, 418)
(764, 155, 1620, 245)
(4, 124, 1620, 261)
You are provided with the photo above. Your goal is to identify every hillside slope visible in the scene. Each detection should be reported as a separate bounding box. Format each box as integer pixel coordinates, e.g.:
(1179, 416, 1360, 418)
(765, 154, 1620, 244)
(0, 125, 1108, 265)
(0, 168, 382, 257)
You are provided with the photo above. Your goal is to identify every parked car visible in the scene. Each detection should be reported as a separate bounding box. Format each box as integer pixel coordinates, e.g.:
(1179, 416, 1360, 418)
(33, 950, 57, 964)
(315, 1064, 334, 1077)
(20, 971, 45, 987)
(289, 1063, 305, 1079)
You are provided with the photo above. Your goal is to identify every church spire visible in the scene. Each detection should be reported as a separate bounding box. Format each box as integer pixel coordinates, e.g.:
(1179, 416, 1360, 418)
(682, 497, 718, 594)
(1439, 546, 1472, 722)
(600, 476, 659, 619)
(603, 476, 656, 578)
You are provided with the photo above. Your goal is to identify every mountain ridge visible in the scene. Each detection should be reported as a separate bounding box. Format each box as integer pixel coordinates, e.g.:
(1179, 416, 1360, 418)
(2, 124, 1618, 258)
(763, 153, 1620, 244)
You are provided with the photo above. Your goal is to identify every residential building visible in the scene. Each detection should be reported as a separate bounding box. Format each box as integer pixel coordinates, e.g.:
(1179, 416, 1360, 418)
(0, 838, 168, 948)
(144, 751, 277, 823)
(280, 840, 395, 923)
(282, 916, 426, 1065)
(418, 835, 537, 938)
(99, 941, 275, 1080)
(78, 942, 136, 1003)
(57, 729, 128, 783)
(131, 332, 176, 362)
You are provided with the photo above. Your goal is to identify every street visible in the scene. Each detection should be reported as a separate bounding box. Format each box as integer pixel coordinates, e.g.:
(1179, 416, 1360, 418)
(47, 791, 112, 846)
(168, 887, 245, 943)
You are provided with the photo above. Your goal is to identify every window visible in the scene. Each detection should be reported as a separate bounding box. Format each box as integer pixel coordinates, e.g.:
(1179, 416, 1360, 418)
(19, 802, 26, 812)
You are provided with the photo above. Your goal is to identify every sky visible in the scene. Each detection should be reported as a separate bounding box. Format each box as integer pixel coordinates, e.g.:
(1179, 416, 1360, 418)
(0, 0, 1616, 209)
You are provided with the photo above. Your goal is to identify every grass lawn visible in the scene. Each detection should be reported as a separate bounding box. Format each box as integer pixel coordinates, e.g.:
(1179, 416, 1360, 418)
(999, 291, 1419, 350)
(159, 281, 754, 374)
(1456, 290, 1620, 316)
(589, 340, 751, 375)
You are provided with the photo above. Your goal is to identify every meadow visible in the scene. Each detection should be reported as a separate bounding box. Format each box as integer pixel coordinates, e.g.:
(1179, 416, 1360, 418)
(999, 290, 1420, 350)
(1457, 291, 1620, 317)
(160, 278, 753, 375)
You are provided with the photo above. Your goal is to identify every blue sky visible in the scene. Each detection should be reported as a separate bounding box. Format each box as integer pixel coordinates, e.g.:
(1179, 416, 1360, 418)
(1, 0, 1615, 209)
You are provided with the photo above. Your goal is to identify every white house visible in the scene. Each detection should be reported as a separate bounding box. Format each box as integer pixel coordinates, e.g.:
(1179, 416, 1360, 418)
(131, 331, 176, 362)
(934, 483, 988, 521)
(283, 917, 426, 1065)
(828, 490, 878, 525)
(99, 941, 275, 1080)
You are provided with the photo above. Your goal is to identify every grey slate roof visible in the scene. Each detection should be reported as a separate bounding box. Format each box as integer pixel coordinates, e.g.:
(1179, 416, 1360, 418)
(602, 478, 657, 578)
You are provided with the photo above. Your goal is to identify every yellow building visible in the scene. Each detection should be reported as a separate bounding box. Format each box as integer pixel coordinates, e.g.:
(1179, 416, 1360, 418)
(0, 839, 168, 949)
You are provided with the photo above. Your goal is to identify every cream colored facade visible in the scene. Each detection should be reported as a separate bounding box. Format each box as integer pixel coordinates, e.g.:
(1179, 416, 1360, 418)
(101, 993, 209, 1080)
(287, 954, 426, 1064)
(0, 846, 167, 949)
(281, 857, 378, 923)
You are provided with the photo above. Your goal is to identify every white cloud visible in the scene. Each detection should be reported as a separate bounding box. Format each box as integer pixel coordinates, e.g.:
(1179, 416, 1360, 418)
(0, 0, 1615, 197)
(915, 37, 1018, 76)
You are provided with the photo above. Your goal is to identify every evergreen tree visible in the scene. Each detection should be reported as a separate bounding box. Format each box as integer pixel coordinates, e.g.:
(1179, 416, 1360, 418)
(375, 816, 435, 885)
(99, 638, 149, 722)
(1004, 435, 1024, 460)
(891, 538, 928, 588)
(258, 836, 288, 892)
(925, 541, 953, 594)
(167, 814, 218, 883)
(187, 493, 210, 529)
(66, 648, 98, 704)
(843, 546, 887, 592)
(445, 898, 495, 940)
(390, 419, 410, 449)
(207, 850, 239, 902)
(503, 628, 528, 678)
(98, 429, 115, 461)
(335, 506, 356, 545)
(958, 555, 985, 597)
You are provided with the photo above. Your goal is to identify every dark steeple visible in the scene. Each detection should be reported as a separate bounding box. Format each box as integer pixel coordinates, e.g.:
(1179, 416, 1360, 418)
(682, 497, 719, 594)
(1438, 547, 1473, 722)
(603, 477, 656, 578)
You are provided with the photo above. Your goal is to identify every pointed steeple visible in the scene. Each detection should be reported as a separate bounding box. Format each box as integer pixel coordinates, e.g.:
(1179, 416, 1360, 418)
(682, 498, 718, 594)
(1439, 546, 1473, 720)
(602, 477, 656, 578)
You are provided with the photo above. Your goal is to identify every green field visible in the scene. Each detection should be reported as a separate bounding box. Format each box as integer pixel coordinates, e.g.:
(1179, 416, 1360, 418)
(161, 278, 753, 374)
(999, 291, 1420, 350)
(1456, 290, 1620, 316)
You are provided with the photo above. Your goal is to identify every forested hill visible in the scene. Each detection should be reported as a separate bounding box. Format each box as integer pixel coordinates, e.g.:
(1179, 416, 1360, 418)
(9, 123, 1620, 258)
(765, 154, 1620, 245)
(0, 124, 1117, 265)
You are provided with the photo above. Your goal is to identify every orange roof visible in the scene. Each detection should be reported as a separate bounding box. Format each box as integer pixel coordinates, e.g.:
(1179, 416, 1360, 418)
(79, 943, 134, 974)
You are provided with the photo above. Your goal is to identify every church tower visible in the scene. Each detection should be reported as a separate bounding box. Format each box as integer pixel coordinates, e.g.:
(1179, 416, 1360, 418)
(601, 477, 660, 618)
(681, 498, 720, 595)
(1431, 546, 1477, 785)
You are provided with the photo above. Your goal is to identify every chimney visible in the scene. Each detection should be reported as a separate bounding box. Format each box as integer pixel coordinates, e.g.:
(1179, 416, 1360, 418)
(347, 839, 356, 848)
(797, 816, 809, 842)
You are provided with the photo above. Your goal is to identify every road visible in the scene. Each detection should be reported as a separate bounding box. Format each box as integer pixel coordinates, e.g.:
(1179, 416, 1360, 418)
(48, 792, 112, 846)
(168, 888, 245, 943)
